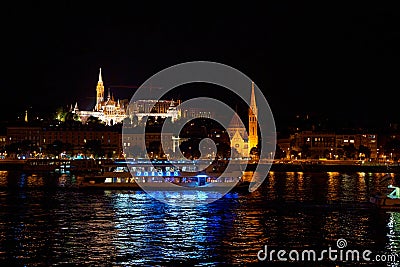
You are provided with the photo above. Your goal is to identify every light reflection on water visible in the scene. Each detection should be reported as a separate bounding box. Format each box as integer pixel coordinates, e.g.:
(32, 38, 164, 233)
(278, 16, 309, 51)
(0, 170, 399, 266)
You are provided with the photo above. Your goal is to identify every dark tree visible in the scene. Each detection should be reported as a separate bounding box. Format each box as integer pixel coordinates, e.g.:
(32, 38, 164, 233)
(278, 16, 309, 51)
(216, 142, 232, 159)
(179, 139, 200, 159)
(147, 141, 162, 158)
(83, 140, 104, 158)
(46, 140, 65, 158)
(275, 144, 286, 159)
(87, 116, 105, 126)
(300, 143, 311, 159)
(343, 144, 357, 159)
(358, 145, 371, 159)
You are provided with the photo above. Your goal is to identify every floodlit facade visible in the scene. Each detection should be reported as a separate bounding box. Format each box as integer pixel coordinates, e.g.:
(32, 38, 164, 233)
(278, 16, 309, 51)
(226, 82, 259, 158)
(74, 68, 129, 125)
(73, 68, 184, 125)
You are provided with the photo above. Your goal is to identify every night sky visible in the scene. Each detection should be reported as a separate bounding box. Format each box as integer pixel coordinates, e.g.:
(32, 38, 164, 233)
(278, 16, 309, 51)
(2, 2, 399, 129)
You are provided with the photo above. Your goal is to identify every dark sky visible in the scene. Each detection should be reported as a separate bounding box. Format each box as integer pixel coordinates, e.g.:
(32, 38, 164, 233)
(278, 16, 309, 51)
(1, 2, 399, 128)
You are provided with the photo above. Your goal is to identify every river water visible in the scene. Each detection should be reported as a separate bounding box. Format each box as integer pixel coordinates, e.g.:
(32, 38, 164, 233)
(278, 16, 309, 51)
(0, 170, 399, 266)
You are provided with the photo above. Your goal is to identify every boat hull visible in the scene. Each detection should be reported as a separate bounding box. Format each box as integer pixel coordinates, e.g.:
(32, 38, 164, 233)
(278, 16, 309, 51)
(77, 176, 250, 191)
(369, 195, 400, 209)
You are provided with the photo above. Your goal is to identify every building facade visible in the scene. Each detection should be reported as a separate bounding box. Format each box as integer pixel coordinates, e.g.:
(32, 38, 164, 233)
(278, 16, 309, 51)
(71, 68, 223, 127)
(121, 127, 174, 159)
(226, 113, 248, 158)
(127, 99, 181, 123)
(248, 81, 258, 154)
(6, 124, 122, 159)
(226, 81, 258, 158)
(289, 131, 378, 160)
(74, 68, 129, 125)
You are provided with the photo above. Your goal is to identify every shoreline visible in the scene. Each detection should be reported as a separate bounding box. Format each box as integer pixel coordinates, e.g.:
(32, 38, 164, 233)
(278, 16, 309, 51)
(0, 159, 398, 174)
(266, 163, 396, 173)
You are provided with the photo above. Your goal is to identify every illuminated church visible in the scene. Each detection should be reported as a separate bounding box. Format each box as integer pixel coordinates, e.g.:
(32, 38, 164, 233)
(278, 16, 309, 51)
(73, 68, 214, 125)
(73, 68, 129, 125)
(227, 81, 258, 158)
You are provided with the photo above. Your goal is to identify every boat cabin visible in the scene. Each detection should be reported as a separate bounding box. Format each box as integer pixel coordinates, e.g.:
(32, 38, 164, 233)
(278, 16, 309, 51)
(387, 184, 400, 199)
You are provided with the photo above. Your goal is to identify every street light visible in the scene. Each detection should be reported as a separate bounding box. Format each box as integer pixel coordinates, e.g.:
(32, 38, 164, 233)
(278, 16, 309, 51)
(377, 148, 380, 163)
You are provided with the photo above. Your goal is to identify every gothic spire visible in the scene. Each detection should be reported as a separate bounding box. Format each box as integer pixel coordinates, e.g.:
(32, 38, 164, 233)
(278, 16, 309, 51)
(250, 81, 257, 117)
(99, 67, 103, 83)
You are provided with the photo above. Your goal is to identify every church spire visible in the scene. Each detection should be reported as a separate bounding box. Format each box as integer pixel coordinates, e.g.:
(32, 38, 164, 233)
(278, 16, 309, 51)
(95, 67, 105, 111)
(99, 67, 103, 83)
(248, 81, 258, 156)
(250, 81, 257, 118)
(74, 102, 79, 112)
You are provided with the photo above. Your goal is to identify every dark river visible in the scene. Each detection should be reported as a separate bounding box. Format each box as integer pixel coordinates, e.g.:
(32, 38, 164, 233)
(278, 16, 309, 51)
(0, 170, 399, 266)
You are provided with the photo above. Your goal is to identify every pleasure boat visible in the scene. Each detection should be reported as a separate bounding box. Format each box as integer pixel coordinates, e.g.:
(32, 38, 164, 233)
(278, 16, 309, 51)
(77, 159, 250, 191)
(370, 184, 400, 209)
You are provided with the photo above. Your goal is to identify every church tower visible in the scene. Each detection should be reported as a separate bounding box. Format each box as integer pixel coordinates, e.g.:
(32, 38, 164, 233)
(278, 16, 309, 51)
(248, 81, 258, 154)
(95, 68, 104, 111)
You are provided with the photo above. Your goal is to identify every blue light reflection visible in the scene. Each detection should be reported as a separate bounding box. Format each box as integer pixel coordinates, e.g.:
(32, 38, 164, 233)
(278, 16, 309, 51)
(111, 191, 238, 265)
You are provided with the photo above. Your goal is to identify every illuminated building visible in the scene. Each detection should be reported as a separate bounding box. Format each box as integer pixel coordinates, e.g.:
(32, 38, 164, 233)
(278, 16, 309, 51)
(248, 81, 258, 154)
(127, 99, 181, 123)
(226, 81, 258, 158)
(72, 68, 186, 125)
(290, 131, 378, 160)
(227, 113, 248, 158)
(73, 68, 129, 125)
